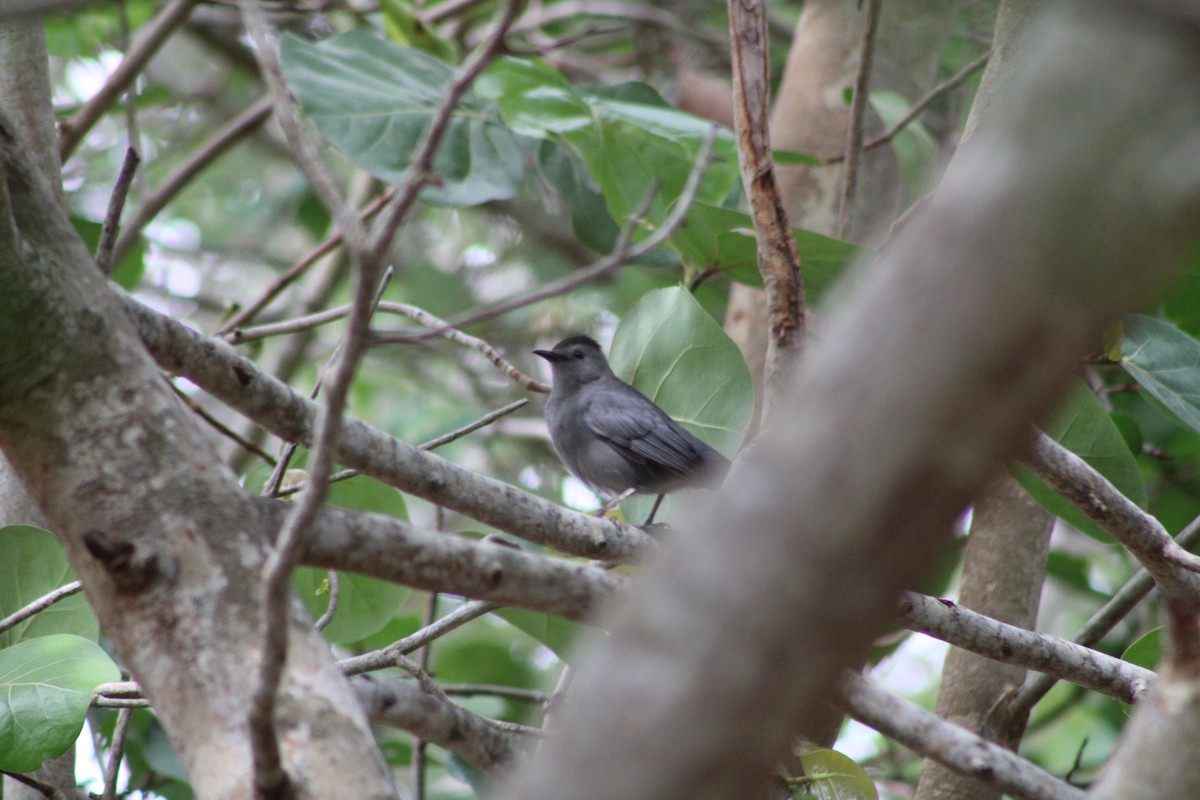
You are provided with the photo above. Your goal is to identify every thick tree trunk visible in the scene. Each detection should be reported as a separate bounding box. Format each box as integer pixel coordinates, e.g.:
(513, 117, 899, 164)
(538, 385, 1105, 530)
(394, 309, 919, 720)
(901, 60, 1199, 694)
(0, 20, 396, 798)
(915, 475, 1053, 800)
(495, 4, 1200, 799)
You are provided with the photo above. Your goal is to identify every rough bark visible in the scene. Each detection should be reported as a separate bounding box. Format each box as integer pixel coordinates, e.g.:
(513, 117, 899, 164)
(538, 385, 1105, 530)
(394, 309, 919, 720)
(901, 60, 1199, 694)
(494, 3, 1200, 799)
(0, 106, 395, 800)
(915, 475, 1053, 800)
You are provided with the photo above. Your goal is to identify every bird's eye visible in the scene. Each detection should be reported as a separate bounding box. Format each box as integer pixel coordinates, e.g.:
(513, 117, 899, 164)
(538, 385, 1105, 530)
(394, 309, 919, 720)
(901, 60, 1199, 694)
(572, 349, 584, 359)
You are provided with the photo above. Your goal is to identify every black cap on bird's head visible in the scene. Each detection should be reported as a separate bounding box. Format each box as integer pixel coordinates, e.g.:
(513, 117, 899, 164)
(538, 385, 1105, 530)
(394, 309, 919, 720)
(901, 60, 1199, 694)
(534, 335, 614, 387)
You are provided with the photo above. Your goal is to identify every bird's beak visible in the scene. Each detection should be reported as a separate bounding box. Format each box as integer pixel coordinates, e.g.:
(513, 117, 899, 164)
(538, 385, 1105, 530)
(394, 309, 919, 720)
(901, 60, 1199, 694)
(534, 349, 563, 363)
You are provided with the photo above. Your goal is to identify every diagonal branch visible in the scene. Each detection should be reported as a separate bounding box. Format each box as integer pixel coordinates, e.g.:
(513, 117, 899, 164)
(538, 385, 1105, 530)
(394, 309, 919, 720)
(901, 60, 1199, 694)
(121, 290, 656, 562)
(59, 0, 201, 160)
(726, 0, 805, 418)
(899, 592, 1153, 704)
(1023, 430, 1200, 601)
(838, 671, 1087, 800)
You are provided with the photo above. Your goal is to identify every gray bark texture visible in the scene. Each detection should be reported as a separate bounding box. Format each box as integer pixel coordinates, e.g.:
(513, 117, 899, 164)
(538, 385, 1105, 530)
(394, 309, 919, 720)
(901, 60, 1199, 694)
(494, 3, 1200, 800)
(0, 98, 396, 800)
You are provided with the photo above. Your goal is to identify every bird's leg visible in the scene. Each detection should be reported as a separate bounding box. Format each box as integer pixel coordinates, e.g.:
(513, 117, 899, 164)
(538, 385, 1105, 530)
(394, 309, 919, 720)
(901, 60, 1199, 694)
(642, 494, 666, 526)
(595, 487, 636, 517)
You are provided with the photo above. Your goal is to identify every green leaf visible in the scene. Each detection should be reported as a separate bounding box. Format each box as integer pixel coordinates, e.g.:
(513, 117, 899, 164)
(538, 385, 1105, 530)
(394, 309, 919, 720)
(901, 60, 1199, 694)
(293, 568, 411, 646)
(493, 608, 580, 662)
(1011, 378, 1146, 541)
(1122, 627, 1161, 671)
(72, 216, 146, 290)
(379, 0, 457, 62)
(669, 202, 867, 301)
(867, 90, 935, 191)
(1161, 247, 1200, 335)
(608, 287, 753, 523)
(432, 639, 536, 689)
(0, 525, 98, 648)
(280, 32, 525, 207)
(1121, 314, 1200, 434)
(290, 476, 410, 644)
(482, 56, 740, 239)
(792, 742, 879, 800)
(477, 57, 593, 136)
(0, 634, 120, 772)
(772, 149, 823, 166)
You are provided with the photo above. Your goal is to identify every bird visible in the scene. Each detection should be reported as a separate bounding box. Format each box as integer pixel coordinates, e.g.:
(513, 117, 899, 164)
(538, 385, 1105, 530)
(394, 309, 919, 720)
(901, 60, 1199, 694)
(534, 334, 731, 525)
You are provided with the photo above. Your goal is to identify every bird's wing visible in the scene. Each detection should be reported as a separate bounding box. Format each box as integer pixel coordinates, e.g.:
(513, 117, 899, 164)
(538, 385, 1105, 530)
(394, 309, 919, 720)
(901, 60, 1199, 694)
(582, 387, 702, 476)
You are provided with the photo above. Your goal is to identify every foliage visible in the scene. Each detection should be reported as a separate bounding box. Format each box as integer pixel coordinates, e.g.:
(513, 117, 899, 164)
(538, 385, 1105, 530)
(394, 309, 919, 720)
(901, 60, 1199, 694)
(3, 0, 1199, 798)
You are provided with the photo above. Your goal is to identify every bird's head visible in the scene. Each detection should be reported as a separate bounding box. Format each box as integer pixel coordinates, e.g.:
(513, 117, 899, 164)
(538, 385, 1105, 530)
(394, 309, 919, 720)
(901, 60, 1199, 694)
(534, 335, 614, 389)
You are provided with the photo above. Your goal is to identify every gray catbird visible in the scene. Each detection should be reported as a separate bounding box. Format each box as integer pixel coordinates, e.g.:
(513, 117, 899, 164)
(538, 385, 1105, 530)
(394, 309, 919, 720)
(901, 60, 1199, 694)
(534, 335, 730, 524)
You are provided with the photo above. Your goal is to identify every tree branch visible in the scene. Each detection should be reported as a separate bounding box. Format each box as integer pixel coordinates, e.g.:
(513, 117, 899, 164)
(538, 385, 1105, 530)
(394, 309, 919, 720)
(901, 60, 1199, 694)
(835, 0, 882, 240)
(111, 97, 272, 265)
(1023, 429, 1200, 600)
(58, 0, 201, 160)
(352, 675, 521, 774)
(837, 671, 1087, 800)
(121, 292, 656, 562)
(899, 592, 1153, 704)
(726, 0, 805, 418)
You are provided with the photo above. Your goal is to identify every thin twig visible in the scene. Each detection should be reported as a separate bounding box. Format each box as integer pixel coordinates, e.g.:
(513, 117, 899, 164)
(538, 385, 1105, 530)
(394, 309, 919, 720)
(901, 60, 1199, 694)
(112, 97, 273, 265)
(826, 49, 991, 164)
(726, 0, 804, 418)
(0, 770, 63, 799)
(171, 382, 277, 465)
(395, 126, 720, 333)
(102, 707, 135, 800)
(240, 4, 368, 257)
(230, 301, 550, 392)
(419, 399, 530, 449)
(313, 570, 340, 632)
(239, 2, 384, 790)
(96, 147, 140, 276)
(442, 683, 553, 703)
(1010, 511, 1200, 717)
(216, 188, 395, 335)
(270, 398, 529, 498)
(836, 0, 882, 240)
(365, 0, 525, 266)
(340, 600, 499, 676)
(261, 269, 393, 498)
(59, 0, 201, 160)
(413, 588, 440, 800)
(0, 580, 84, 635)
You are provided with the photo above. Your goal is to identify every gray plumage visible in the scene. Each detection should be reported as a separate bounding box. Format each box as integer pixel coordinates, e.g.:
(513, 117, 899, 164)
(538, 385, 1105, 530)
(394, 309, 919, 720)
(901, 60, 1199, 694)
(534, 335, 730, 504)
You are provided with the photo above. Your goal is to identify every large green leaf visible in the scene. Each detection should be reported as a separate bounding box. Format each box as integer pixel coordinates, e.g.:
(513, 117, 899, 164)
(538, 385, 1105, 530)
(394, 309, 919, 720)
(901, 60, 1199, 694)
(670, 202, 868, 299)
(493, 608, 580, 662)
(0, 525, 98, 648)
(0, 634, 120, 772)
(1121, 314, 1200, 433)
(280, 31, 525, 207)
(607, 287, 753, 522)
(1161, 249, 1200, 335)
(1012, 379, 1146, 541)
(868, 90, 935, 192)
(1121, 626, 1162, 671)
(480, 56, 739, 246)
(294, 476, 411, 645)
